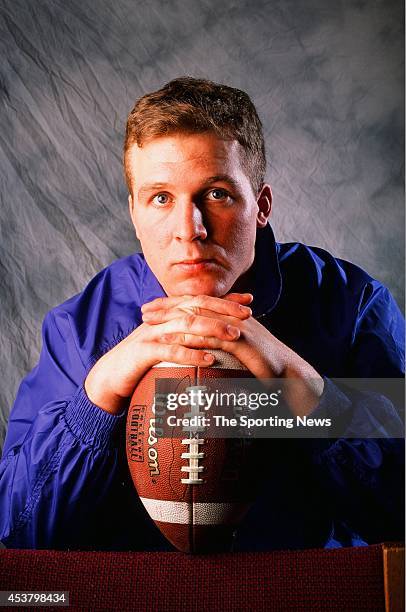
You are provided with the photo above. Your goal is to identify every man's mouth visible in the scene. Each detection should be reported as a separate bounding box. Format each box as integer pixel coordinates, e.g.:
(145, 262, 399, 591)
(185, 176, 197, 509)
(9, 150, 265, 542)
(173, 258, 218, 271)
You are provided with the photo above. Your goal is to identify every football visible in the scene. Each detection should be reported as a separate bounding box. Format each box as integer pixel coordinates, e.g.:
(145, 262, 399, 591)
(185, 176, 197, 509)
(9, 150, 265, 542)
(126, 349, 263, 553)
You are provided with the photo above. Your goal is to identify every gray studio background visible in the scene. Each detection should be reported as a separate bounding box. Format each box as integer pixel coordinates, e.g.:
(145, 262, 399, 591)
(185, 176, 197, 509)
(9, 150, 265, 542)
(0, 0, 404, 446)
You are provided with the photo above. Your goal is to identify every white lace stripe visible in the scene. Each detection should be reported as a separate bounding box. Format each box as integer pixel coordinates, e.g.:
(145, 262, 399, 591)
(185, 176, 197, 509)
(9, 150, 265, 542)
(181, 452, 204, 459)
(181, 466, 204, 473)
(139, 498, 250, 525)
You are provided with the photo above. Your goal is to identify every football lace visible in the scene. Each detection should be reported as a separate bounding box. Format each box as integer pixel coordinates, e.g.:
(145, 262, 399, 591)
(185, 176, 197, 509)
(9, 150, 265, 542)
(181, 437, 204, 484)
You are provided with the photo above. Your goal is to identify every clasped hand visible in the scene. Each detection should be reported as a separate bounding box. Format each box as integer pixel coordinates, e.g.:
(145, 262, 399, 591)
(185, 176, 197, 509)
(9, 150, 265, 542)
(85, 292, 324, 415)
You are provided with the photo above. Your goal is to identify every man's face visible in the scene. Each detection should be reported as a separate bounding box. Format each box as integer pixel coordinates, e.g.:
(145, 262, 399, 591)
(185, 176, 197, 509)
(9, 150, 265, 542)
(128, 132, 271, 297)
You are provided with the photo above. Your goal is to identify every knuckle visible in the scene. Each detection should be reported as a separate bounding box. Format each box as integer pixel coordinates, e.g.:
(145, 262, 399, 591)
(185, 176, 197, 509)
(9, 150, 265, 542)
(191, 305, 203, 316)
(157, 298, 168, 309)
(184, 305, 202, 316)
(191, 295, 203, 306)
(217, 320, 228, 334)
(184, 313, 196, 328)
(191, 335, 205, 348)
(168, 345, 181, 359)
(196, 295, 209, 309)
(162, 308, 171, 320)
(167, 345, 202, 365)
(177, 346, 188, 358)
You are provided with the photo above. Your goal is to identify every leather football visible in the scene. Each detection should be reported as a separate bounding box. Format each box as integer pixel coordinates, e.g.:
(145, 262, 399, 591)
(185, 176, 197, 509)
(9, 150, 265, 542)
(126, 350, 263, 553)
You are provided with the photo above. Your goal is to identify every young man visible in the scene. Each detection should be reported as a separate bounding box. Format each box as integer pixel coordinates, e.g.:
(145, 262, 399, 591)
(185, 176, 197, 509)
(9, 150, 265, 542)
(0, 78, 404, 551)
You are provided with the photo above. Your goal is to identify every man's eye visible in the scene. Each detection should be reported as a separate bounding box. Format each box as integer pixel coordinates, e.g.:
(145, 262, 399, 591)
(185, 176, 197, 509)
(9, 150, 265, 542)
(207, 189, 229, 201)
(152, 193, 170, 206)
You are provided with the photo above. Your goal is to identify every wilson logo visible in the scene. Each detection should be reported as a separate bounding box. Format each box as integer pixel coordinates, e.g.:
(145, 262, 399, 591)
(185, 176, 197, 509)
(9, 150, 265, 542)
(147, 418, 160, 477)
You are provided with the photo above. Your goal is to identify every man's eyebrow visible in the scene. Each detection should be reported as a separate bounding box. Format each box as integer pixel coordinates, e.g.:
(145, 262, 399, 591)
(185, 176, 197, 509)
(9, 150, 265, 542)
(137, 183, 168, 197)
(202, 175, 242, 190)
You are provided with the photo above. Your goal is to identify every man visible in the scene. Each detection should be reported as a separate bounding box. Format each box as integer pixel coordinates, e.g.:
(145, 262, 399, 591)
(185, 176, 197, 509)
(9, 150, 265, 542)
(0, 77, 404, 551)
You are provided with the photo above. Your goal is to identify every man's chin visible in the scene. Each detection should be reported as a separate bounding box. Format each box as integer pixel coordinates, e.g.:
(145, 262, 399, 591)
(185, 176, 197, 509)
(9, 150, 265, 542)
(164, 276, 232, 298)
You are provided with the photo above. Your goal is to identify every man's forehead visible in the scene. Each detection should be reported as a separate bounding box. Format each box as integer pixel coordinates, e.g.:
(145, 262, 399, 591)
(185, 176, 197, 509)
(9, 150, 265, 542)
(128, 133, 243, 165)
(126, 133, 250, 191)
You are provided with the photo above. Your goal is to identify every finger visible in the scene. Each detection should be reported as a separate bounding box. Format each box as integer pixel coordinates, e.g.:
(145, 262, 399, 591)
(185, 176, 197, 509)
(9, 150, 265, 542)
(160, 332, 235, 351)
(224, 293, 254, 304)
(150, 342, 216, 367)
(179, 296, 252, 318)
(157, 313, 241, 341)
(141, 296, 193, 312)
(142, 308, 181, 324)
(143, 309, 240, 328)
(143, 295, 252, 319)
(142, 304, 251, 325)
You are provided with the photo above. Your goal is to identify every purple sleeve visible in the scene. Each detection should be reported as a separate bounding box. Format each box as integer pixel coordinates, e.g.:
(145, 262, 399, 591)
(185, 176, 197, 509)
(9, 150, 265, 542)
(0, 310, 125, 548)
(306, 283, 405, 544)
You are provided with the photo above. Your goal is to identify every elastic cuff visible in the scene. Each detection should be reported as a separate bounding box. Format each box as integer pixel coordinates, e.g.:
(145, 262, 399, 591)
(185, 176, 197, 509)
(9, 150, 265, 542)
(304, 377, 352, 457)
(311, 377, 352, 418)
(65, 385, 126, 448)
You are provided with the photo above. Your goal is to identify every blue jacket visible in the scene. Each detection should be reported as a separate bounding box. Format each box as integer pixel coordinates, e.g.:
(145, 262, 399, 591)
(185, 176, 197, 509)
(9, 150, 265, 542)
(0, 225, 404, 550)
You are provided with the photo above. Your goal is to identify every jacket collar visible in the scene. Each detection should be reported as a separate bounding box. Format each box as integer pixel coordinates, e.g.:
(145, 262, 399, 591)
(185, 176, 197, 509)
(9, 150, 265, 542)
(248, 223, 282, 319)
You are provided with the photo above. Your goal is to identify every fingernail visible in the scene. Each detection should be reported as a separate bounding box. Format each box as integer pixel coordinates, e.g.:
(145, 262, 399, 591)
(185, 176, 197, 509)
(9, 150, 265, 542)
(239, 305, 252, 315)
(227, 325, 240, 338)
(204, 353, 215, 362)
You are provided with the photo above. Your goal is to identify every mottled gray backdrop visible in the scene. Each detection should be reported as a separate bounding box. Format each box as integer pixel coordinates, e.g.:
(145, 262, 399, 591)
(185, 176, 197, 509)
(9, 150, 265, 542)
(0, 0, 404, 446)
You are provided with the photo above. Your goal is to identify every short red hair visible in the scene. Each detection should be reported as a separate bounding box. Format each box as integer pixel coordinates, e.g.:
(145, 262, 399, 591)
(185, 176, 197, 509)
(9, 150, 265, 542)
(124, 77, 266, 193)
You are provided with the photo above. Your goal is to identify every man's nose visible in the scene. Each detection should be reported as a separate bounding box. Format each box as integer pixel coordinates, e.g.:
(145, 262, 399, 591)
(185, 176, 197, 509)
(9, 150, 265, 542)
(174, 199, 208, 242)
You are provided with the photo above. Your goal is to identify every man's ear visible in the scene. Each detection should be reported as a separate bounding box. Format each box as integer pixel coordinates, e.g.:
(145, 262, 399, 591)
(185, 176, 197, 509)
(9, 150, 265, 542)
(128, 193, 140, 239)
(256, 184, 272, 228)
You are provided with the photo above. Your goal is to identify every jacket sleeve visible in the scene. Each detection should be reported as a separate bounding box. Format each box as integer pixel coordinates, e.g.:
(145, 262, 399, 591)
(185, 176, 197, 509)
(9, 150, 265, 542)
(307, 284, 405, 544)
(0, 310, 126, 549)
